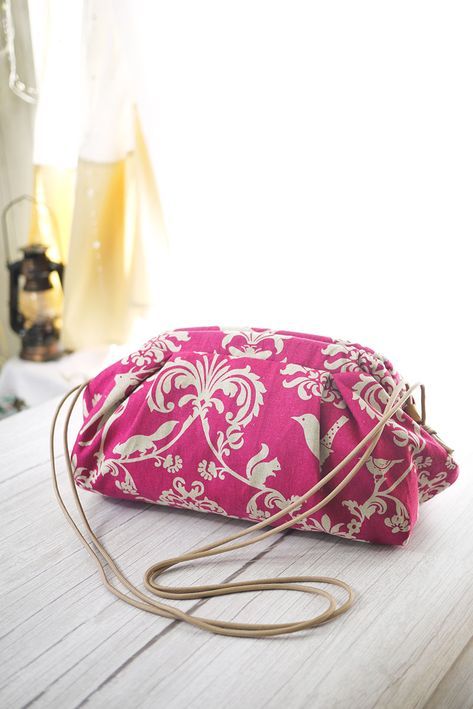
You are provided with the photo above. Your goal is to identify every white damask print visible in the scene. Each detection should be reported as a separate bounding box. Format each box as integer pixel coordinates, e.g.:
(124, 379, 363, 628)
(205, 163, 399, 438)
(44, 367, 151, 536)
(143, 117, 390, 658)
(291, 413, 348, 464)
(384, 514, 410, 533)
(246, 444, 281, 487)
(197, 443, 281, 490)
(198, 459, 222, 481)
(73, 330, 457, 546)
(72, 453, 94, 489)
(155, 454, 183, 474)
(391, 417, 429, 463)
(418, 470, 449, 502)
(123, 329, 191, 368)
(352, 374, 391, 419)
(320, 416, 349, 464)
(296, 513, 349, 537)
(99, 348, 416, 539)
(79, 371, 147, 441)
(79, 330, 190, 443)
(281, 363, 346, 408)
(342, 455, 413, 537)
(113, 420, 180, 458)
(246, 488, 302, 522)
(82, 354, 285, 509)
(445, 454, 456, 470)
(279, 453, 413, 540)
(291, 413, 321, 459)
(115, 470, 139, 496)
(221, 328, 291, 359)
(159, 477, 227, 515)
(147, 354, 266, 461)
(322, 340, 402, 408)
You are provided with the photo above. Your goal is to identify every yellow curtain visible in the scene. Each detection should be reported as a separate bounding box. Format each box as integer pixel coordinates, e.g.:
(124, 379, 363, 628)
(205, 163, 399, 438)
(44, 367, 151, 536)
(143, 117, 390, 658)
(29, 115, 165, 351)
(28, 165, 75, 264)
(27, 0, 166, 353)
(61, 158, 131, 348)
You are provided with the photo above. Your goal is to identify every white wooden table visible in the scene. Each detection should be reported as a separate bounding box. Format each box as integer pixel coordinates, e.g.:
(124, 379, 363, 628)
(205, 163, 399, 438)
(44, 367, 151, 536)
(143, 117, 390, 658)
(1, 397, 472, 708)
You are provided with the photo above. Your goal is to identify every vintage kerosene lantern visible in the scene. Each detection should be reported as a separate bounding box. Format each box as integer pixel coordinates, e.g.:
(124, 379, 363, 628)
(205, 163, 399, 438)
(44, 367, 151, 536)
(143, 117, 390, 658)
(2, 195, 65, 361)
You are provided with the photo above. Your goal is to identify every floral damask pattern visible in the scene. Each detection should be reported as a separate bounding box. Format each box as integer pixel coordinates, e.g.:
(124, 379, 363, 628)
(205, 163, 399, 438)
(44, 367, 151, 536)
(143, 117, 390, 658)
(221, 328, 291, 359)
(322, 340, 399, 393)
(159, 477, 227, 515)
(281, 363, 346, 408)
(72, 327, 459, 546)
(124, 330, 191, 368)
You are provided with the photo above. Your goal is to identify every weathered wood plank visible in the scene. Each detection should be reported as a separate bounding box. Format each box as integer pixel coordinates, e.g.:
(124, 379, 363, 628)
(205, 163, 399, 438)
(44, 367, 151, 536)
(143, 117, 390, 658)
(55, 470, 473, 709)
(425, 637, 473, 709)
(0, 398, 287, 707)
(0, 398, 471, 709)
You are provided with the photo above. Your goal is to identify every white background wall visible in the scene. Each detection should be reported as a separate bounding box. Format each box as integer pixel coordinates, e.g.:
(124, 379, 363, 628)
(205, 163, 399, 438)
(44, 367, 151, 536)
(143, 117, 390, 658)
(79, 3, 473, 452)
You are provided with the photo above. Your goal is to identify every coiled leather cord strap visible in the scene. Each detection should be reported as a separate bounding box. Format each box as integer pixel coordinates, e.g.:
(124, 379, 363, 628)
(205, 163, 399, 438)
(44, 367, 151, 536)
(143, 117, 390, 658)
(50, 379, 420, 638)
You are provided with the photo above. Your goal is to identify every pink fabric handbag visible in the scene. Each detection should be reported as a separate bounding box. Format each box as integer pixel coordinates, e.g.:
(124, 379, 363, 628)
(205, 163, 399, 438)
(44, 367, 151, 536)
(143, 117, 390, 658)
(53, 327, 459, 637)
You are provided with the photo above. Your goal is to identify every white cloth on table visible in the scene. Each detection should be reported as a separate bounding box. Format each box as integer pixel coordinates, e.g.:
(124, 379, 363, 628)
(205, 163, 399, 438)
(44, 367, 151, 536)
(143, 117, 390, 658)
(0, 346, 123, 408)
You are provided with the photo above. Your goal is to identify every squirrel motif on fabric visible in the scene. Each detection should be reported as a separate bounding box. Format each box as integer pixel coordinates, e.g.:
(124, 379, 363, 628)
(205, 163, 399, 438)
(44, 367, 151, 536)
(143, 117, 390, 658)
(246, 444, 281, 488)
(113, 420, 179, 458)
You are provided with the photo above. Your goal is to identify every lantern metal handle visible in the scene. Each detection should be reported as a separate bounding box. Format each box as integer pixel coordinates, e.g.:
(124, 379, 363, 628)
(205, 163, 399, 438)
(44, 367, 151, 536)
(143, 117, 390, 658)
(8, 258, 24, 335)
(2, 194, 61, 265)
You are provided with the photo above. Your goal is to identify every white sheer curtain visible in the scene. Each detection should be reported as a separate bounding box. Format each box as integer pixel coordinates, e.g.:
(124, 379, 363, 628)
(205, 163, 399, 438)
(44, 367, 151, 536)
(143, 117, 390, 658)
(127, 1, 472, 450)
(6, 0, 472, 448)
(28, 0, 167, 351)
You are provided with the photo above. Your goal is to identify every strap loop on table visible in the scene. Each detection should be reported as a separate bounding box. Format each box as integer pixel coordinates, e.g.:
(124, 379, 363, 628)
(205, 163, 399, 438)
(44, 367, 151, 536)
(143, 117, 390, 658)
(50, 377, 419, 637)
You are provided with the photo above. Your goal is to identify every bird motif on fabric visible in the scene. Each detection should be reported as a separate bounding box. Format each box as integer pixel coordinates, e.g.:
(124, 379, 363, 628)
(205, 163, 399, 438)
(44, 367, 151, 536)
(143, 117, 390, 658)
(80, 370, 147, 439)
(366, 457, 402, 478)
(292, 414, 349, 464)
(292, 414, 321, 460)
(319, 415, 349, 464)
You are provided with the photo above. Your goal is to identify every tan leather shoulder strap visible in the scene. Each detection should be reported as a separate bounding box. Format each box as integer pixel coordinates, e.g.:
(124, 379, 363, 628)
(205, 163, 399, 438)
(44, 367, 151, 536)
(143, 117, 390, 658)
(50, 379, 418, 637)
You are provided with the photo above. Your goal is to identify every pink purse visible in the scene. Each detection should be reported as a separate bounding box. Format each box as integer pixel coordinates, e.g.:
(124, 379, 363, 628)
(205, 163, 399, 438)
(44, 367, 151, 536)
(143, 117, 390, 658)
(52, 327, 458, 637)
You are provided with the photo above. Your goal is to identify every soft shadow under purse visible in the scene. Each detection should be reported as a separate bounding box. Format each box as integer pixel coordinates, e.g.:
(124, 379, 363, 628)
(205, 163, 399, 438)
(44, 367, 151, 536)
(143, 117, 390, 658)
(51, 327, 458, 637)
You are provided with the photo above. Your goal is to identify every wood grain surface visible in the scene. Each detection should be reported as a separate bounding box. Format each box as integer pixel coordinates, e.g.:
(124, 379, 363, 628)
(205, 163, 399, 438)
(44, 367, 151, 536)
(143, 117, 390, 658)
(1, 397, 472, 708)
